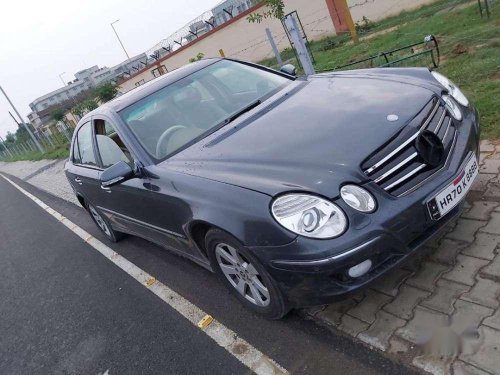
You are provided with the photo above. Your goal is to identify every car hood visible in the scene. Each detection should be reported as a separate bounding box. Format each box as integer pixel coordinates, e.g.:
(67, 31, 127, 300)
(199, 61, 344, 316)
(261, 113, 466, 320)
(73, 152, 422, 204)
(162, 69, 441, 198)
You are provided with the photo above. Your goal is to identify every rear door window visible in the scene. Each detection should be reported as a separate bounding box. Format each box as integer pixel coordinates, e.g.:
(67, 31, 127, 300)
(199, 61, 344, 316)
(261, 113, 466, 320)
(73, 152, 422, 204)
(76, 122, 97, 167)
(72, 136, 81, 164)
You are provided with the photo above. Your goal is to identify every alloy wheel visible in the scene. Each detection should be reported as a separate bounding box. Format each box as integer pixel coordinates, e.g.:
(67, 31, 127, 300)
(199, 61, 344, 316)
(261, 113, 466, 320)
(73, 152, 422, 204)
(215, 243, 270, 307)
(89, 206, 111, 237)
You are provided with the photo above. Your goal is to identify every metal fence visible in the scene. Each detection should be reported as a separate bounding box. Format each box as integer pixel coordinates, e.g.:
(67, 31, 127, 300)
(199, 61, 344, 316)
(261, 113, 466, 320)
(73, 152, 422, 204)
(145, 0, 257, 62)
(0, 124, 73, 161)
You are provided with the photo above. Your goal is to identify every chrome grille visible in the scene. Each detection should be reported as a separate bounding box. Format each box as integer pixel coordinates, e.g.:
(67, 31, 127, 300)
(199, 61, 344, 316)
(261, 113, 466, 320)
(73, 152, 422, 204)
(362, 97, 456, 196)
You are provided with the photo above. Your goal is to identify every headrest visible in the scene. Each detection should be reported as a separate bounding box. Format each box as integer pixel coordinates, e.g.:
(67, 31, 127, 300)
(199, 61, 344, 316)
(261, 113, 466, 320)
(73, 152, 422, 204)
(174, 86, 202, 108)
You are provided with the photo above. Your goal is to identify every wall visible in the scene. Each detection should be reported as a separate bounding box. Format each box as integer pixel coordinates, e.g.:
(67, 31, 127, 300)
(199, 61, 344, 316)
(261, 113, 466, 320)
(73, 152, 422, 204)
(119, 0, 437, 93)
(348, 0, 438, 22)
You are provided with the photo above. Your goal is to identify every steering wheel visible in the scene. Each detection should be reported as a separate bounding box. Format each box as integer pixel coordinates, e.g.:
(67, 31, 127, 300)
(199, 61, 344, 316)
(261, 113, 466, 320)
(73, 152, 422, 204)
(156, 125, 187, 158)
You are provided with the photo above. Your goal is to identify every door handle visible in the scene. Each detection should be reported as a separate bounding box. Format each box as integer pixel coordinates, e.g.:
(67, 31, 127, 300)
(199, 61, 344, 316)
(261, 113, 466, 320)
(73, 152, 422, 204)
(101, 185, 112, 193)
(74, 177, 83, 185)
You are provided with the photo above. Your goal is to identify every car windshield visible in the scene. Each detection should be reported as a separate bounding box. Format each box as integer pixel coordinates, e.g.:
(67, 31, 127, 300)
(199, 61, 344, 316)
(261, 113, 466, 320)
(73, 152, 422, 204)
(119, 60, 292, 161)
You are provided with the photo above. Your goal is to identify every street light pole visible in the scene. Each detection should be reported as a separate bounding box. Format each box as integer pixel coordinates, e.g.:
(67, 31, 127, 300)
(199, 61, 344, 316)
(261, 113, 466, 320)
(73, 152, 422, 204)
(0, 85, 44, 153)
(59, 72, 67, 86)
(111, 19, 130, 60)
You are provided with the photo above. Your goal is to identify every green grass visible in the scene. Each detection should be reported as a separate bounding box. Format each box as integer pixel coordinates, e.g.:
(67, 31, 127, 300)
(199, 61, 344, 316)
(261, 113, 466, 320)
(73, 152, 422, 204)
(1, 145, 69, 162)
(261, 0, 500, 138)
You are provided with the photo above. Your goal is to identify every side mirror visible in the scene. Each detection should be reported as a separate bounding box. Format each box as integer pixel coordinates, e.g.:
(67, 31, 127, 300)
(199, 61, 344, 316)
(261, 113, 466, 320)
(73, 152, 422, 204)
(280, 64, 297, 76)
(100, 161, 134, 187)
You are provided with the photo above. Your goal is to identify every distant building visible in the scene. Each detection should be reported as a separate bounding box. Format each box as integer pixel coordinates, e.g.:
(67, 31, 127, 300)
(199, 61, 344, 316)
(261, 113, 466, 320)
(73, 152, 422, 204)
(27, 53, 147, 132)
(29, 78, 92, 114)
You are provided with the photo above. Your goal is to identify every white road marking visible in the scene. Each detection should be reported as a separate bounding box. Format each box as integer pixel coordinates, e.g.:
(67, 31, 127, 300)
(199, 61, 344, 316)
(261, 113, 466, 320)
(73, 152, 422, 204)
(1, 174, 288, 375)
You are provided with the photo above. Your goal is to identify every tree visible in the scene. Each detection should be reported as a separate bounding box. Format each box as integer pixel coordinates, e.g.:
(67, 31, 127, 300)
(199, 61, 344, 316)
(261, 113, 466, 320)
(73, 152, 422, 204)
(5, 132, 15, 144)
(15, 126, 30, 143)
(95, 82, 118, 103)
(83, 98, 98, 112)
(51, 108, 65, 123)
(247, 0, 285, 23)
(71, 102, 85, 119)
(71, 98, 98, 119)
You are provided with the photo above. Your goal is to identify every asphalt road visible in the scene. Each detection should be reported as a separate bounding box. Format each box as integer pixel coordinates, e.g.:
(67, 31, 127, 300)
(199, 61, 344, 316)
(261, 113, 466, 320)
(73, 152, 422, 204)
(0, 174, 415, 375)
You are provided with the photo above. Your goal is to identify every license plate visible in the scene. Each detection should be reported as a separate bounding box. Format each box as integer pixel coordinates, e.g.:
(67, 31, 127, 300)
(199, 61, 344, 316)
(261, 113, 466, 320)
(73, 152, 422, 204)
(427, 155, 478, 220)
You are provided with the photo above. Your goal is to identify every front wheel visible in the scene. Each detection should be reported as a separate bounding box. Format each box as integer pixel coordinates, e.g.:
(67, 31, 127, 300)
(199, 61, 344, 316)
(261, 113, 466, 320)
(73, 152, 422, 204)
(206, 229, 289, 319)
(87, 203, 124, 243)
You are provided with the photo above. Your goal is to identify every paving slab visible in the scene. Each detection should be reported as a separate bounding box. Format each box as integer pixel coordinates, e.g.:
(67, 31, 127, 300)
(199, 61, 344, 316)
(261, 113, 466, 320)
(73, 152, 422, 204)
(479, 152, 491, 166)
(442, 255, 489, 286)
(420, 279, 470, 315)
(396, 306, 448, 345)
(402, 250, 432, 272)
(446, 219, 487, 242)
(479, 143, 495, 153)
(480, 212, 500, 235)
(471, 173, 495, 192)
(460, 326, 500, 374)
(452, 360, 491, 375)
(384, 285, 430, 320)
(461, 277, 500, 309)
(462, 232, 500, 260)
(358, 311, 406, 351)
(406, 261, 449, 292)
(450, 300, 494, 336)
(430, 239, 468, 265)
(388, 336, 412, 355)
(480, 255, 500, 281)
(483, 182, 500, 201)
(480, 158, 500, 174)
(301, 305, 327, 317)
(315, 299, 357, 326)
(337, 314, 370, 336)
(413, 354, 453, 375)
(482, 309, 500, 330)
(346, 290, 392, 324)
(370, 268, 413, 296)
(462, 201, 499, 221)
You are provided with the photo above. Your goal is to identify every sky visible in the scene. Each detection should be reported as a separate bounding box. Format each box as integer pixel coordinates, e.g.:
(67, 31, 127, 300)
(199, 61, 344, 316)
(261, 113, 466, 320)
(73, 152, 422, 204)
(0, 0, 221, 138)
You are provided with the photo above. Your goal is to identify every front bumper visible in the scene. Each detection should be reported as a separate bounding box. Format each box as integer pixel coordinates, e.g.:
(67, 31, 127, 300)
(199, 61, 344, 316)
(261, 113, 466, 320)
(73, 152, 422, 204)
(250, 105, 480, 307)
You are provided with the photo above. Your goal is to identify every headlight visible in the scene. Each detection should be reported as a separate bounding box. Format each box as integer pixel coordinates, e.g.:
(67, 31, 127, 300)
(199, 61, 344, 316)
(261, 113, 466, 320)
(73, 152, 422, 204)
(442, 95, 462, 121)
(340, 185, 376, 212)
(431, 71, 469, 107)
(271, 194, 347, 239)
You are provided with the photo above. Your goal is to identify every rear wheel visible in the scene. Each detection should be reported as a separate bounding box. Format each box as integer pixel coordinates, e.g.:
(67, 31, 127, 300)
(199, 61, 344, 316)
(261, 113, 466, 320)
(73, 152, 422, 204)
(206, 229, 289, 319)
(87, 203, 124, 243)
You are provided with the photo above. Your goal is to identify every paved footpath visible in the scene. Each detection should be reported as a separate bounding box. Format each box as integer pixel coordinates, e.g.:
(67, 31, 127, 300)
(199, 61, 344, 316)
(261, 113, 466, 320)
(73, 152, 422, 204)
(304, 140, 500, 375)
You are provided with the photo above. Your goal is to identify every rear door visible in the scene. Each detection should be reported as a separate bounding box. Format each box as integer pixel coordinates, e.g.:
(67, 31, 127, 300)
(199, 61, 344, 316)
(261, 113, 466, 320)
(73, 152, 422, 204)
(66, 121, 102, 204)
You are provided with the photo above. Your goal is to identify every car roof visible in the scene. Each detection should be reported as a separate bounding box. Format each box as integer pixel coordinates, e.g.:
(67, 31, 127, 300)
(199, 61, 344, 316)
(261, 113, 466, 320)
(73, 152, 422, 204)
(97, 58, 222, 114)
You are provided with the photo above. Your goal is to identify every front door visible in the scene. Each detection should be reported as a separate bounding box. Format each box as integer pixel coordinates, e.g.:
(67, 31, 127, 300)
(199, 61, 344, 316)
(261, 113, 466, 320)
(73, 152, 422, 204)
(89, 116, 173, 248)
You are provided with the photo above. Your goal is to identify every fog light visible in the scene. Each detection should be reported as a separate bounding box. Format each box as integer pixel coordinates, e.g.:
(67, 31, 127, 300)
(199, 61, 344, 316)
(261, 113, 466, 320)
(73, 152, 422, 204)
(348, 259, 372, 278)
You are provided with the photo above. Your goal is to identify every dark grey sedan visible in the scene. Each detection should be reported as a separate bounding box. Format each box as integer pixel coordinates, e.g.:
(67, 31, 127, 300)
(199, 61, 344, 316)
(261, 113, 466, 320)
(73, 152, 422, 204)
(66, 58, 479, 319)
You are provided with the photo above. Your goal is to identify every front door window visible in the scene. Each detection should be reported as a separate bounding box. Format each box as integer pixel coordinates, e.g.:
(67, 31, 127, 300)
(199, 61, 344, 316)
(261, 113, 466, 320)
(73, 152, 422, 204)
(94, 119, 133, 169)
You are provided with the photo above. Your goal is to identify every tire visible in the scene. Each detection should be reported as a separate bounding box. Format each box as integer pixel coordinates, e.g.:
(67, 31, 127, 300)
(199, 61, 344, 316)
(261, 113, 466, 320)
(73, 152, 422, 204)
(206, 229, 289, 319)
(86, 202, 124, 243)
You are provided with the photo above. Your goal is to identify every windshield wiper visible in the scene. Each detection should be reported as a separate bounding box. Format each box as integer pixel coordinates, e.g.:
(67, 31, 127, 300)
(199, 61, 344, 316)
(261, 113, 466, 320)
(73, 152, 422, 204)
(224, 99, 261, 125)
